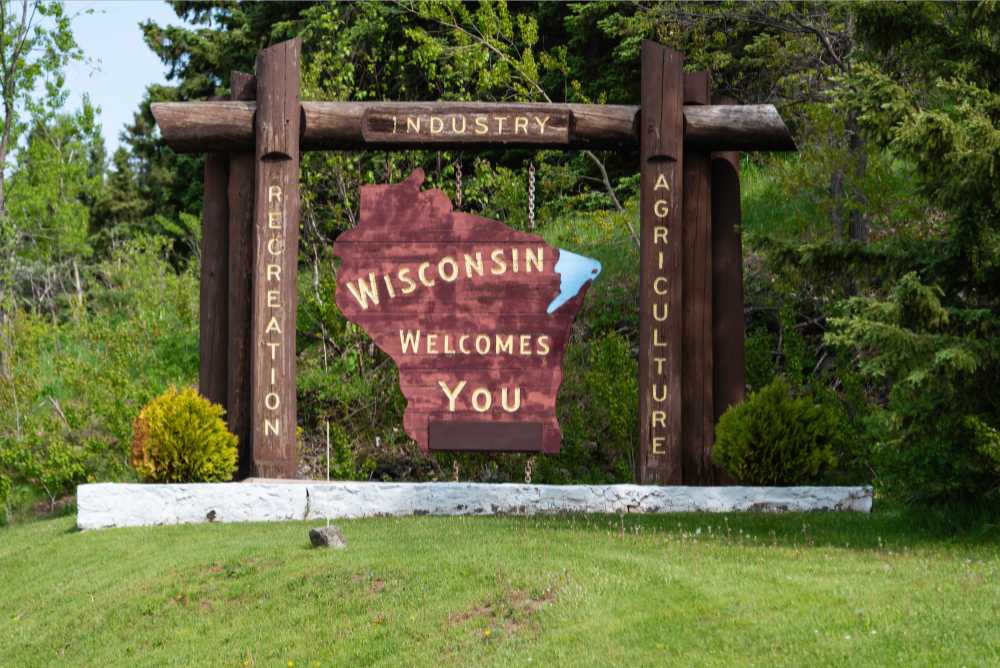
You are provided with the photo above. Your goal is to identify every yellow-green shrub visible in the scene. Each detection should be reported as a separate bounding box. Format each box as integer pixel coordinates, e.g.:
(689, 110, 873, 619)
(131, 387, 237, 482)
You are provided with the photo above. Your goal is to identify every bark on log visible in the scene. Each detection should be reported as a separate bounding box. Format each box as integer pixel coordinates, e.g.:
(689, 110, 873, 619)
(199, 122, 229, 409)
(228, 71, 256, 480)
(681, 72, 716, 485)
(151, 101, 795, 153)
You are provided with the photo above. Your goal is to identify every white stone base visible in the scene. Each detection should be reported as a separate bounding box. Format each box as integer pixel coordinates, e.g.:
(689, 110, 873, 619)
(76, 481, 872, 530)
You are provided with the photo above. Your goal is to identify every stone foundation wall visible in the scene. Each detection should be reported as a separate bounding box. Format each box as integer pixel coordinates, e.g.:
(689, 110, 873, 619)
(76, 481, 873, 530)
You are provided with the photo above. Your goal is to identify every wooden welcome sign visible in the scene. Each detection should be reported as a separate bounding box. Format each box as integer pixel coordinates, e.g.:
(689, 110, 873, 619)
(332, 169, 599, 453)
(152, 37, 796, 483)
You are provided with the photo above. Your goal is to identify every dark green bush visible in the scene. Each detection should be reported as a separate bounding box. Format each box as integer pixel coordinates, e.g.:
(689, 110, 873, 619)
(712, 377, 842, 485)
(131, 387, 238, 483)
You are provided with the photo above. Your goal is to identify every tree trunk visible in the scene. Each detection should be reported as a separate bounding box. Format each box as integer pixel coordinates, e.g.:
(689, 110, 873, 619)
(846, 114, 868, 242)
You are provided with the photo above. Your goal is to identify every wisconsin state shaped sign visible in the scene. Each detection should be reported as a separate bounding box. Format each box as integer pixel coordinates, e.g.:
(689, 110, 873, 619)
(332, 169, 600, 453)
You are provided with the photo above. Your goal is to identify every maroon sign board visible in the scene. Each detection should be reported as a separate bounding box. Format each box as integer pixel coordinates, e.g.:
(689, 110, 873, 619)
(332, 169, 600, 453)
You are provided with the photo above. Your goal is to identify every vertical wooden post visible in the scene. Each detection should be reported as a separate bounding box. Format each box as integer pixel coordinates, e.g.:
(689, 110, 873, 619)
(681, 72, 715, 484)
(711, 95, 746, 434)
(251, 38, 301, 478)
(199, 140, 229, 408)
(638, 41, 684, 485)
(228, 71, 256, 479)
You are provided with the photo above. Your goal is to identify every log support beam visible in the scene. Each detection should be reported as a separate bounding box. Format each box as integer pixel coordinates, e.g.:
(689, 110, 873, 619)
(250, 38, 301, 479)
(199, 143, 229, 409)
(681, 72, 716, 485)
(153, 101, 795, 154)
(637, 41, 685, 485)
(228, 71, 256, 479)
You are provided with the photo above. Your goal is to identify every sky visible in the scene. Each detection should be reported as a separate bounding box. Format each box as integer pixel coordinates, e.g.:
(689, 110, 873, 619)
(63, 1, 190, 154)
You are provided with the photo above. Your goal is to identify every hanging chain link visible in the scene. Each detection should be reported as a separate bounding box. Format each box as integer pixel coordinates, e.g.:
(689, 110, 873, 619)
(527, 161, 536, 229)
(452, 460, 460, 482)
(455, 159, 463, 211)
(524, 456, 534, 484)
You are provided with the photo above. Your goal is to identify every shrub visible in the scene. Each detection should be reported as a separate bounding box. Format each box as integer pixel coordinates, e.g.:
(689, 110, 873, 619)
(0, 435, 88, 508)
(131, 387, 237, 482)
(0, 474, 11, 521)
(828, 273, 1000, 506)
(712, 376, 841, 485)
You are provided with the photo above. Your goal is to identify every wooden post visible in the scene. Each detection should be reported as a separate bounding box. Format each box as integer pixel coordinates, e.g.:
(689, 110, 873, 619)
(251, 38, 301, 478)
(228, 71, 256, 479)
(681, 72, 715, 484)
(637, 41, 684, 485)
(199, 137, 229, 409)
(711, 95, 747, 434)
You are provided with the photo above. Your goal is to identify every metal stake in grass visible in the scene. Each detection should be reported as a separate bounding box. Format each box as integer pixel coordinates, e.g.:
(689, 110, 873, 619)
(309, 419, 346, 549)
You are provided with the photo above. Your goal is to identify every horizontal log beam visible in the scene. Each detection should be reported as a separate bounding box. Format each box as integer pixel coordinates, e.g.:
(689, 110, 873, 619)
(151, 101, 795, 153)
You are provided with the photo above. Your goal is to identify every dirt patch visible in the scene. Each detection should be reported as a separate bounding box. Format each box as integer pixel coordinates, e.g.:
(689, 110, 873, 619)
(449, 586, 558, 637)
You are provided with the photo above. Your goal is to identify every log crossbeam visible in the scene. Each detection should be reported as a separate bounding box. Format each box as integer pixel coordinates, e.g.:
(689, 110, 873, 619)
(152, 101, 795, 154)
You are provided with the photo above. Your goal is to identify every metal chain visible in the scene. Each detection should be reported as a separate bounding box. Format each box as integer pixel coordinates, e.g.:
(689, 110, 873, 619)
(527, 161, 536, 229)
(455, 159, 463, 211)
(524, 456, 534, 484)
(452, 460, 460, 482)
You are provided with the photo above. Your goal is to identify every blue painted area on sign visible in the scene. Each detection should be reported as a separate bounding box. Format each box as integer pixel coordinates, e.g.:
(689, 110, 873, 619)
(547, 249, 602, 314)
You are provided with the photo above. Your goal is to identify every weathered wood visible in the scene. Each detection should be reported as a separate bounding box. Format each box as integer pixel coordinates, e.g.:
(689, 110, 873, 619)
(331, 170, 599, 454)
(681, 72, 716, 485)
(429, 422, 544, 452)
(251, 38, 301, 479)
(362, 104, 571, 145)
(711, 95, 747, 435)
(151, 100, 795, 153)
(228, 71, 256, 480)
(637, 41, 684, 485)
(199, 146, 229, 409)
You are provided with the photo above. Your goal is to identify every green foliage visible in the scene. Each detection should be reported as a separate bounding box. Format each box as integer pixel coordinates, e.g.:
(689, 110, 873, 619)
(0, 435, 87, 509)
(713, 377, 841, 485)
(828, 273, 1000, 504)
(0, 238, 199, 511)
(544, 332, 637, 484)
(131, 386, 237, 483)
(0, 474, 9, 522)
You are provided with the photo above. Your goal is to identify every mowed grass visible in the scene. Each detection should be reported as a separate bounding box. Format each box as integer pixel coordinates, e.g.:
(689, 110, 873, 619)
(1, 511, 998, 667)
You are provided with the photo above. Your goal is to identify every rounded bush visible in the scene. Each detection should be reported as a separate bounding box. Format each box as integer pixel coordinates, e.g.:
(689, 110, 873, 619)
(712, 376, 841, 485)
(131, 387, 237, 483)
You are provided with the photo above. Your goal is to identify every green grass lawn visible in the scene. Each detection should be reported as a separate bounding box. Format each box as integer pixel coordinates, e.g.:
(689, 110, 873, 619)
(1, 511, 998, 667)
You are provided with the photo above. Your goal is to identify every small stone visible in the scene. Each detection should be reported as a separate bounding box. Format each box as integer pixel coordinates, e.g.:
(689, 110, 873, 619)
(309, 525, 346, 549)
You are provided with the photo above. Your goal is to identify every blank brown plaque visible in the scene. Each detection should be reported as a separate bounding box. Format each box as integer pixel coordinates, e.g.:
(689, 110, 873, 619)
(429, 422, 544, 453)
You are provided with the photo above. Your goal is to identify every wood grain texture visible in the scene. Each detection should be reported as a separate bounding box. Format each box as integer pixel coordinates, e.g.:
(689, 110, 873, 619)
(251, 39, 301, 479)
(151, 100, 794, 153)
(228, 71, 256, 480)
(711, 97, 746, 439)
(638, 41, 684, 485)
(332, 170, 597, 454)
(681, 72, 715, 485)
(199, 150, 229, 409)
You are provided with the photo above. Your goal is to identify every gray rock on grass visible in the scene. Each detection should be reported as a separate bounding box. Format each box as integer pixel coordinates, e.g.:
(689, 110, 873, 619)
(309, 525, 347, 549)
